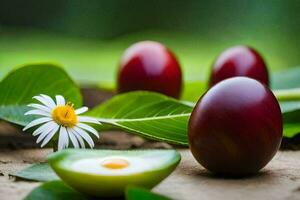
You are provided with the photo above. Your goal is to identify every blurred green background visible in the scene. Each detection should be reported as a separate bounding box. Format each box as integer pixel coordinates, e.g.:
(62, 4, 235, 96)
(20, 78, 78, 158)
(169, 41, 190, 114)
(0, 0, 299, 88)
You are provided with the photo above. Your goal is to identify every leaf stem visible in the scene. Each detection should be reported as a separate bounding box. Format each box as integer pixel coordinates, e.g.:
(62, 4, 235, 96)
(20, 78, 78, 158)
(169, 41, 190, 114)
(273, 88, 300, 101)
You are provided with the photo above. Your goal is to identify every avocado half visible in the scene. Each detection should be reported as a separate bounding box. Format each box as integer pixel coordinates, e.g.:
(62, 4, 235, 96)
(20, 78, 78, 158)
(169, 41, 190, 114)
(47, 149, 181, 197)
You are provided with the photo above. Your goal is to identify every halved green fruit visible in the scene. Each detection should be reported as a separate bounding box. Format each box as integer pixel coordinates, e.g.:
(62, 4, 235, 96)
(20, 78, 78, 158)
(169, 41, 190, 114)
(47, 149, 181, 197)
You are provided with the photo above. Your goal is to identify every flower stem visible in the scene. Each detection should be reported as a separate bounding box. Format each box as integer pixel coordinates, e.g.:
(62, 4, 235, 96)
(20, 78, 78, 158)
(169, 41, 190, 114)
(52, 140, 58, 152)
(273, 88, 300, 101)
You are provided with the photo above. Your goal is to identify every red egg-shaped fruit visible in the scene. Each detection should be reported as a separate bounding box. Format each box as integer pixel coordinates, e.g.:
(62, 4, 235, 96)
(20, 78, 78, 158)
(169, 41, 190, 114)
(117, 41, 182, 98)
(188, 77, 282, 176)
(209, 46, 269, 87)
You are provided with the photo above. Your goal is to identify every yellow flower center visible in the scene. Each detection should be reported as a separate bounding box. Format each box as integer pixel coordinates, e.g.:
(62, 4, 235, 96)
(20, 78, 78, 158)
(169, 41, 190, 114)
(101, 159, 129, 170)
(52, 103, 77, 127)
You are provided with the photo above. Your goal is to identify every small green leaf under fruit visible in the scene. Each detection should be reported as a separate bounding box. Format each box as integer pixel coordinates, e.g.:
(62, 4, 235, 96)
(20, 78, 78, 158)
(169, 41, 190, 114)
(47, 149, 181, 197)
(24, 181, 172, 200)
(126, 186, 172, 200)
(11, 163, 59, 182)
(24, 181, 86, 200)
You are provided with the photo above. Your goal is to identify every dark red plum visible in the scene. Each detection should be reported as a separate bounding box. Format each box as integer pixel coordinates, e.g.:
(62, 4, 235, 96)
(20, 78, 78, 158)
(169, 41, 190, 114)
(188, 77, 282, 176)
(209, 46, 269, 87)
(117, 41, 182, 98)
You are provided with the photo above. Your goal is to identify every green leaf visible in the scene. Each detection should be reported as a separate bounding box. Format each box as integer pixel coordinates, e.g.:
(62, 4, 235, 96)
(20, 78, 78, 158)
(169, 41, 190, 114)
(88, 91, 193, 145)
(282, 123, 300, 138)
(271, 66, 300, 89)
(271, 67, 300, 138)
(126, 187, 171, 200)
(11, 163, 59, 182)
(280, 101, 300, 138)
(24, 181, 87, 200)
(280, 101, 300, 117)
(274, 90, 300, 121)
(0, 63, 82, 126)
(24, 181, 171, 200)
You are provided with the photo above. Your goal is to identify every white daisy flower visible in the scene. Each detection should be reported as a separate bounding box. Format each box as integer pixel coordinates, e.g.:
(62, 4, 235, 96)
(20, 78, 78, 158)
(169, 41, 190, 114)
(23, 94, 100, 150)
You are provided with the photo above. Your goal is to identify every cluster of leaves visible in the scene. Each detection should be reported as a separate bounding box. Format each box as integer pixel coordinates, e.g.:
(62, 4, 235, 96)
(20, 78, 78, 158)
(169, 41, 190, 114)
(1, 63, 300, 146)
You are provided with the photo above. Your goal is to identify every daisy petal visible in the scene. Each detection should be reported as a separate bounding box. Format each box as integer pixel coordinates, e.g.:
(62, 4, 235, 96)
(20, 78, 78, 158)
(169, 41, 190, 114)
(64, 130, 69, 147)
(33, 96, 51, 108)
(40, 125, 60, 147)
(58, 127, 69, 150)
(55, 95, 65, 106)
(40, 94, 57, 107)
(28, 103, 51, 113)
(76, 123, 99, 138)
(33, 95, 56, 109)
(75, 107, 88, 115)
(25, 109, 51, 117)
(70, 129, 85, 148)
(36, 125, 55, 144)
(36, 122, 58, 143)
(67, 128, 79, 148)
(33, 121, 58, 136)
(77, 116, 100, 125)
(23, 117, 52, 131)
(73, 126, 95, 148)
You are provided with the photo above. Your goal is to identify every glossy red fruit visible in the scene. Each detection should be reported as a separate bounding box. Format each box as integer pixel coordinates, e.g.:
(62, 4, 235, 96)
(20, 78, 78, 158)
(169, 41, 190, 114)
(117, 41, 182, 98)
(188, 77, 282, 176)
(209, 46, 269, 87)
